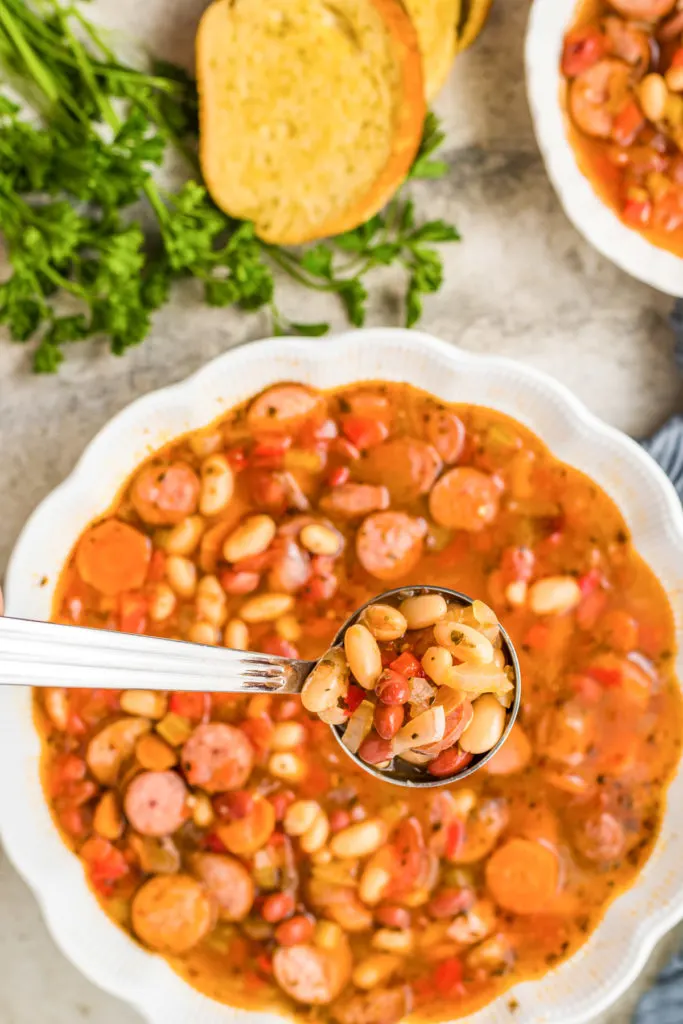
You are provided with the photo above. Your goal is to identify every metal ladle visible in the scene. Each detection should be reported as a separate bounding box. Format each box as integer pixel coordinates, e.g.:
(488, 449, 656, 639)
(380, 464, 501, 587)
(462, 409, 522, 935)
(0, 584, 520, 788)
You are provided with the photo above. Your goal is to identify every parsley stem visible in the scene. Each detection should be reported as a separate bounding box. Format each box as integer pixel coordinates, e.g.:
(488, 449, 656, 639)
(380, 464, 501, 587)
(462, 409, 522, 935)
(0, 2, 60, 103)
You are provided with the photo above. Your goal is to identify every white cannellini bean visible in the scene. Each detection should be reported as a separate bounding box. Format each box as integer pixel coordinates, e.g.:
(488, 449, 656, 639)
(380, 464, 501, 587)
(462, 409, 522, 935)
(268, 752, 306, 782)
(224, 618, 249, 650)
(240, 592, 294, 623)
(299, 523, 341, 556)
(421, 645, 453, 684)
(459, 693, 506, 754)
(275, 614, 301, 642)
(223, 514, 276, 563)
(44, 688, 69, 730)
(361, 603, 408, 642)
(200, 454, 234, 516)
(358, 859, 392, 905)
(300, 809, 330, 853)
(120, 690, 167, 720)
(195, 574, 228, 626)
(505, 580, 527, 608)
(148, 582, 176, 622)
(372, 928, 414, 954)
(528, 575, 582, 616)
(329, 818, 387, 859)
(314, 920, 344, 951)
(301, 649, 349, 713)
(271, 721, 306, 750)
(399, 593, 448, 630)
(164, 515, 205, 556)
(352, 954, 401, 990)
(433, 620, 494, 665)
(344, 624, 382, 689)
(284, 800, 323, 836)
(188, 430, 223, 457)
(187, 620, 220, 646)
(166, 555, 197, 598)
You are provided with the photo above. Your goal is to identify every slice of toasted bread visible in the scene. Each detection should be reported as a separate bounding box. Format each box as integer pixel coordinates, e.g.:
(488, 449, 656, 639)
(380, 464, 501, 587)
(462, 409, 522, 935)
(404, 0, 461, 100)
(197, 0, 425, 245)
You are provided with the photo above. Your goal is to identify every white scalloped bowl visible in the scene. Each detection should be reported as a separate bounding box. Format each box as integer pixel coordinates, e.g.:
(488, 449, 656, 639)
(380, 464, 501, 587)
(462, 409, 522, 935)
(526, 0, 683, 297)
(2, 328, 683, 1024)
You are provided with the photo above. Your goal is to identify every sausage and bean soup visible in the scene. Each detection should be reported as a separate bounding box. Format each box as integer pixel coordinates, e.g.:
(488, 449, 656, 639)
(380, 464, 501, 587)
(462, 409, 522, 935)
(562, 0, 683, 254)
(37, 381, 682, 1022)
(302, 592, 516, 781)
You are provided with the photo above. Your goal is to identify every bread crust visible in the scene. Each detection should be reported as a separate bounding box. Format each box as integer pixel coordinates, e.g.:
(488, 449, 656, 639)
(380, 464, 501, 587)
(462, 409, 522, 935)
(405, 0, 461, 100)
(197, 0, 425, 245)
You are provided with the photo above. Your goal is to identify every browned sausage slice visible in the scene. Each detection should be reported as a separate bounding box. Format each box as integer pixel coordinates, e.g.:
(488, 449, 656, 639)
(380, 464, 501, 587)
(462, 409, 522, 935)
(181, 723, 254, 792)
(132, 874, 217, 954)
(428, 467, 500, 531)
(273, 943, 351, 1005)
(124, 770, 188, 837)
(247, 385, 326, 434)
(331, 987, 411, 1024)
(423, 408, 466, 464)
(319, 483, 390, 519)
(191, 852, 254, 921)
(573, 811, 626, 864)
(130, 461, 200, 525)
(267, 538, 312, 593)
(356, 512, 427, 581)
(354, 438, 442, 502)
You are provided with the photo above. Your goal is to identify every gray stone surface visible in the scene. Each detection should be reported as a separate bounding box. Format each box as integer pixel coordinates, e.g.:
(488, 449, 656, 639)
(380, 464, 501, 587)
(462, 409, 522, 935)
(0, 0, 682, 1020)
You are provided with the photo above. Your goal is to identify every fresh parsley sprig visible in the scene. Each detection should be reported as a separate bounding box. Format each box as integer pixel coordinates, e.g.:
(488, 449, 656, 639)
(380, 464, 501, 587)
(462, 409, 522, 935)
(0, 0, 460, 372)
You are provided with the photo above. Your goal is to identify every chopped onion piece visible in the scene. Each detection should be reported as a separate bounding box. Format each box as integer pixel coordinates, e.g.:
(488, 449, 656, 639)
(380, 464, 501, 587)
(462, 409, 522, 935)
(398, 749, 436, 766)
(392, 705, 446, 756)
(443, 662, 513, 699)
(409, 676, 436, 713)
(341, 699, 375, 754)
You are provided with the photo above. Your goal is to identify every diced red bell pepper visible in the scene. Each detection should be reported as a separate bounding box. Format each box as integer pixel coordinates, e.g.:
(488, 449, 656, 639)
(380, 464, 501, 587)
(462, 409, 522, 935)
(578, 568, 603, 596)
(168, 692, 211, 721)
(587, 665, 622, 688)
(251, 436, 292, 468)
(340, 415, 389, 450)
(389, 652, 426, 678)
(671, 47, 683, 68)
(561, 26, 606, 77)
(240, 715, 275, 755)
(80, 837, 130, 896)
(227, 445, 248, 471)
(146, 549, 166, 583)
(344, 683, 366, 714)
(434, 957, 465, 996)
(327, 465, 350, 488)
(445, 819, 465, 860)
(612, 102, 645, 147)
(623, 194, 652, 227)
(332, 437, 361, 461)
(524, 622, 550, 650)
(301, 573, 338, 602)
(500, 545, 535, 583)
(118, 592, 147, 635)
(261, 635, 299, 659)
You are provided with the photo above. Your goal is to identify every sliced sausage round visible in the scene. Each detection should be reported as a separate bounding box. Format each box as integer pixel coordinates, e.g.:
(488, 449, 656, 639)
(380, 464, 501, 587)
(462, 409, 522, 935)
(267, 538, 312, 593)
(191, 852, 254, 921)
(573, 811, 626, 864)
(131, 874, 216, 954)
(423, 408, 466, 464)
(273, 943, 350, 1005)
(429, 467, 500, 531)
(354, 438, 442, 503)
(181, 723, 254, 792)
(124, 770, 188, 837)
(356, 512, 427, 581)
(331, 987, 410, 1024)
(130, 461, 200, 526)
(247, 385, 326, 435)
(319, 483, 390, 519)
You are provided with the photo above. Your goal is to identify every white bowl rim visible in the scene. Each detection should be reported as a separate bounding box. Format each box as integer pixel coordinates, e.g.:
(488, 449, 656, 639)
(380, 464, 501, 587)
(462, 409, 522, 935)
(2, 326, 683, 1024)
(525, 0, 683, 297)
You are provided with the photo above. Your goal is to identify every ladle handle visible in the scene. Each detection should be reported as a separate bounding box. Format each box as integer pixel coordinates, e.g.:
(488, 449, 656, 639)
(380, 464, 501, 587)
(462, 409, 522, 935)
(0, 616, 315, 694)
